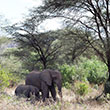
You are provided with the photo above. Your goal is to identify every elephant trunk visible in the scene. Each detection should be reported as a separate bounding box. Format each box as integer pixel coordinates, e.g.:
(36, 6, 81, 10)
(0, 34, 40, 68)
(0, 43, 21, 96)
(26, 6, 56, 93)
(57, 82, 62, 98)
(58, 91, 62, 98)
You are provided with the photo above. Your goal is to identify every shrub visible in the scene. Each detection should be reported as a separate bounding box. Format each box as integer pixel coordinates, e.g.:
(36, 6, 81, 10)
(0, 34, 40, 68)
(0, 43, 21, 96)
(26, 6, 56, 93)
(81, 57, 107, 85)
(72, 65, 88, 82)
(0, 66, 19, 90)
(0, 55, 23, 75)
(74, 81, 89, 96)
(59, 64, 88, 88)
(59, 64, 75, 88)
(59, 57, 107, 88)
(0, 70, 10, 90)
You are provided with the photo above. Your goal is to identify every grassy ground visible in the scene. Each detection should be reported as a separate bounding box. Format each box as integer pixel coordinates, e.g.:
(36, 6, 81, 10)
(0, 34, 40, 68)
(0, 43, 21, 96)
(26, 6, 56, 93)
(0, 85, 110, 110)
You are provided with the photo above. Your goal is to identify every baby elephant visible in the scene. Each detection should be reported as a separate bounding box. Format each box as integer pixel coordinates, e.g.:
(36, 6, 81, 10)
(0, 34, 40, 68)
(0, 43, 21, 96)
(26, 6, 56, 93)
(15, 84, 40, 100)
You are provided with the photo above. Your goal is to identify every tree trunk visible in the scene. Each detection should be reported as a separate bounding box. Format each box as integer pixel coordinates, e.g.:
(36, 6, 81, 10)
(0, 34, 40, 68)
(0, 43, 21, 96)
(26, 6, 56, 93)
(107, 56, 110, 81)
(107, 65, 110, 81)
(43, 60, 47, 69)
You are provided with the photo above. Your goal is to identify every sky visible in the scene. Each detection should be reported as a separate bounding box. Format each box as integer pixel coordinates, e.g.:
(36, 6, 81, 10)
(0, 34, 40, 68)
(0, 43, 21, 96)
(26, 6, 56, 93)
(0, 0, 42, 23)
(0, 0, 62, 31)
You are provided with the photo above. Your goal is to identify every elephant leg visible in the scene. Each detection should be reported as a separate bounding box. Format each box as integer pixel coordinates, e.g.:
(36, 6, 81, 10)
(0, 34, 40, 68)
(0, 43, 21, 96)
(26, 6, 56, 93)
(47, 91, 49, 98)
(35, 91, 40, 100)
(49, 85, 56, 101)
(35, 92, 40, 99)
(41, 81, 49, 102)
(24, 90, 30, 98)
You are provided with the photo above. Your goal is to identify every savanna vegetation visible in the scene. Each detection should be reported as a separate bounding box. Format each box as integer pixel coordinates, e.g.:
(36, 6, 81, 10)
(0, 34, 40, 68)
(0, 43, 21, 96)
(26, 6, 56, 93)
(0, 0, 110, 110)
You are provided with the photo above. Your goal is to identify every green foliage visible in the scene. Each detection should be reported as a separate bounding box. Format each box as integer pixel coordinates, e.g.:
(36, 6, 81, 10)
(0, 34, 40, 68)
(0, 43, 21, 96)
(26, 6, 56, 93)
(0, 69, 10, 90)
(74, 81, 89, 96)
(63, 82, 72, 89)
(0, 54, 24, 76)
(59, 63, 87, 88)
(59, 64, 77, 88)
(0, 66, 18, 90)
(0, 48, 30, 78)
(59, 64, 75, 84)
(59, 57, 107, 88)
(81, 57, 107, 85)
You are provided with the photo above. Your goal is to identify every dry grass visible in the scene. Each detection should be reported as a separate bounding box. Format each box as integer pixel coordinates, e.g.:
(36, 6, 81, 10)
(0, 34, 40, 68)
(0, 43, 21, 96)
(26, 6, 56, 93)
(0, 85, 110, 110)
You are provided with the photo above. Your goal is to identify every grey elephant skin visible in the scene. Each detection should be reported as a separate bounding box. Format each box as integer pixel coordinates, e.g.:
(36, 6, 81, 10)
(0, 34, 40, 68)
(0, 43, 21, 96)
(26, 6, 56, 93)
(15, 84, 40, 100)
(25, 69, 62, 102)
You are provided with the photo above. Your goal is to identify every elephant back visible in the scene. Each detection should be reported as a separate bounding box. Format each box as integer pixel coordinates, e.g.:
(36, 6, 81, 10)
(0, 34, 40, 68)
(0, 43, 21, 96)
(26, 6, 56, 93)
(30, 70, 40, 74)
(25, 72, 41, 90)
(15, 84, 27, 96)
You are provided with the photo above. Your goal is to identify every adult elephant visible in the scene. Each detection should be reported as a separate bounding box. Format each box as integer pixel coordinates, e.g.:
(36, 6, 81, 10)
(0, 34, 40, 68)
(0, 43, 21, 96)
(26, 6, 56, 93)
(25, 69, 62, 102)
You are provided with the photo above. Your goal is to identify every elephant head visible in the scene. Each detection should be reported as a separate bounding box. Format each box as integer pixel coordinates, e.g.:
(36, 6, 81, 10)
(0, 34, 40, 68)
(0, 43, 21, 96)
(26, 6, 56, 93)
(40, 69, 62, 98)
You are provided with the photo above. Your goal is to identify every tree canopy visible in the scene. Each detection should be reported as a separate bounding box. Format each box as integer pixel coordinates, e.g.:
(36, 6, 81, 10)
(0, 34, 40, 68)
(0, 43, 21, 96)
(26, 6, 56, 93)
(6, 0, 110, 81)
(30, 0, 110, 80)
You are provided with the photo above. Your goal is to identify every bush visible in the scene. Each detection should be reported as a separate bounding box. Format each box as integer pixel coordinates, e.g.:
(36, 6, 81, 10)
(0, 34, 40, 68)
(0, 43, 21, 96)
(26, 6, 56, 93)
(59, 64, 75, 88)
(74, 81, 89, 96)
(59, 57, 107, 88)
(81, 57, 107, 85)
(0, 66, 19, 90)
(59, 64, 88, 88)
(0, 55, 23, 75)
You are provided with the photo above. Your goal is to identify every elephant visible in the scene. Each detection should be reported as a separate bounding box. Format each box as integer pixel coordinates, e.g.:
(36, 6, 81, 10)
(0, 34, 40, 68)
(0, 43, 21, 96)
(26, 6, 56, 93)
(15, 84, 40, 100)
(25, 69, 62, 102)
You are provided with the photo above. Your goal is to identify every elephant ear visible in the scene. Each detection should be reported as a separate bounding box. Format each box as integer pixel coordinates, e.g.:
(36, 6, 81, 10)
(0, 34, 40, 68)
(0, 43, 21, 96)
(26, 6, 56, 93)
(40, 70, 52, 86)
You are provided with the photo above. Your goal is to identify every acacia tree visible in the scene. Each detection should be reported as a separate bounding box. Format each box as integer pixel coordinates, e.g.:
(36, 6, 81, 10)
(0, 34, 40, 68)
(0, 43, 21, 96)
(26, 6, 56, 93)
(32, 0, 110, 80)
(7, 18, 62, 69)
(57, 28, 90, 63)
